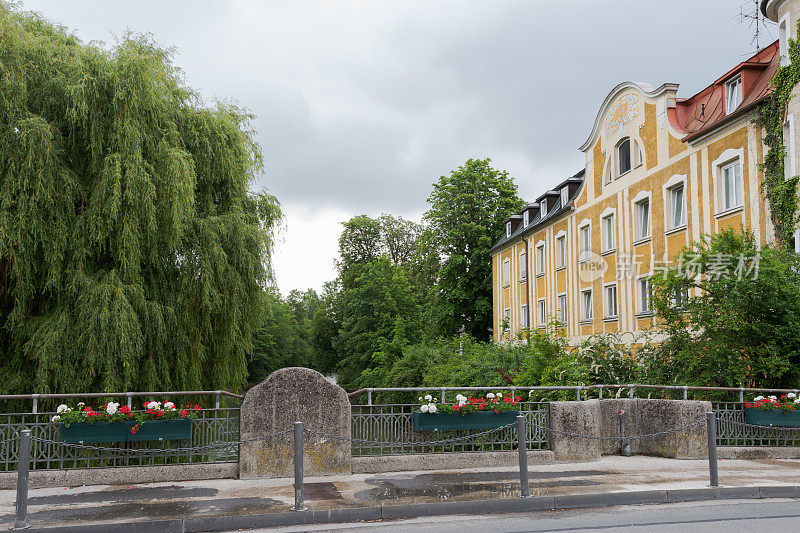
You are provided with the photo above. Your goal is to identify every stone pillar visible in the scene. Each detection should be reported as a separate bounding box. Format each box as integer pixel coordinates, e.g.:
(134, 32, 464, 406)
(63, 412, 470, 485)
(635, 399, 710, 459)
(548, 399, 601, 462)
(549, 398, 710, 460)
(239, 367, 351, 478)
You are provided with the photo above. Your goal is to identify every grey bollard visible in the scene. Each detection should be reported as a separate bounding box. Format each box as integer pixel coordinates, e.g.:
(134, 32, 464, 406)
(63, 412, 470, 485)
(706, 412, 719, 487)
(516, 415, 530, 498)
(291, 421, 307, 511)
(619, 410, 631, 456)
(13, 429, 32, 530)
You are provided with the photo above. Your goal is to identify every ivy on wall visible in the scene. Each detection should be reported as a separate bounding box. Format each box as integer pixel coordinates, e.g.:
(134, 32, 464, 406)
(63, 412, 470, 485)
(757, 30, 800, 248)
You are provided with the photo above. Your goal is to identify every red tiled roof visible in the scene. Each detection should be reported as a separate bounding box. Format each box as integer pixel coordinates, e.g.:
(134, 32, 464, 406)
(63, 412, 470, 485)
(668, 41, 779, 142)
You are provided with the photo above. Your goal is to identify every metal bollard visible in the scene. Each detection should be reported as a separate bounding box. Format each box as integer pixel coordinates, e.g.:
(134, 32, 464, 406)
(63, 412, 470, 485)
(619, 411, 630, 456)
(706, 412, 719, 487)
(575, 388, 581, 401)
(13, 430, 32, 530)
(291, 421, 307, 511)
(516, 415, 530, 498)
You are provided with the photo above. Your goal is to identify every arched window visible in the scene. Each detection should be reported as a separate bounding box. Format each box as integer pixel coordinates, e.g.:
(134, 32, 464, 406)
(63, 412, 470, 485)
(617, 138, 631, 176)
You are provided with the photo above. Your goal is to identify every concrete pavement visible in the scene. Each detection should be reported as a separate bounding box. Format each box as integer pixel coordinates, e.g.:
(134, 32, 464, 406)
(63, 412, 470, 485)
(3, 456, 800, 531)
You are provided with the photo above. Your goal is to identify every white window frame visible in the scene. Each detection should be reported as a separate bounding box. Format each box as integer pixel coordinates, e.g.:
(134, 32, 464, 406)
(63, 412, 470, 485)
(634, 139, 644, 168)
(720, 160, 743, 212)
(503, 307, 511, 329)
(794, 229, 800, 254)
(535, 242, 545, 276)
(672, 284, 689, 309)
(605, 157, 613, 184)
(780, 13, 791, 66)
(785, 114, 796, 180)
(600, 207, 616, 253)
(711, 149, 745, 216)
(663, 175, 687, 231)
(632, 190, 652, 243)
(540, 199, 548, 218)
(520, 304, 528, 329)
(519, 250, 527, 282)
(557, 293, 567, 325)
(560, 187, 569, 208)
(506, 221, 511, 238)
(581, 289, 593, 321)
(604, 283, 618, 319)
(502, 259, 510, 288)
(523, 210, 529, 227)
(537, 298, 546, 327)
(555, 230, 567, 269)
(578, 219, 592, 262)
(637, 276, 652, 315)
(725, 75, 742, 115)
(617, 137, 632, 177)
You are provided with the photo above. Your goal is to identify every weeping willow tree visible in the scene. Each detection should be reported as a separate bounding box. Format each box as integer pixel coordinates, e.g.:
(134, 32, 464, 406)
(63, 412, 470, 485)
(0, 3, 282, 394)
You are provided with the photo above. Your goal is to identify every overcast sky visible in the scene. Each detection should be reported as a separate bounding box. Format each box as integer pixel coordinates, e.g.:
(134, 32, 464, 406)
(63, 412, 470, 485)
(22, 0, 772, 295)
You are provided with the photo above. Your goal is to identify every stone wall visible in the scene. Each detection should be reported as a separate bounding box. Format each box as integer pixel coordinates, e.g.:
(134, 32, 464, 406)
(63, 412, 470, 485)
(549, 398, 711, 461)
(239, 367, 351, 478)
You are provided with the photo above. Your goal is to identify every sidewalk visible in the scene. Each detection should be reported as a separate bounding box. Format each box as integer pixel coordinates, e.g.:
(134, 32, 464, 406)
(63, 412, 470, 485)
(2, 456, 800, 531)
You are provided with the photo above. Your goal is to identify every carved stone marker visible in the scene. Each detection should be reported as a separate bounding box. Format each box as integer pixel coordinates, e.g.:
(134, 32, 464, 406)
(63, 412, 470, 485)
(239, 367, 351, 478)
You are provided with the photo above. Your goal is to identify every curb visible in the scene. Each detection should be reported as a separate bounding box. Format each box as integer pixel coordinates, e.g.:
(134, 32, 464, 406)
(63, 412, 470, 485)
(18, 485, 800, 533)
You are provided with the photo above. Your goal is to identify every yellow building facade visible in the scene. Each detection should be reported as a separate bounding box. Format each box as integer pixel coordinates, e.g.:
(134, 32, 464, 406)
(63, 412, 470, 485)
(491, 42, 782, 343)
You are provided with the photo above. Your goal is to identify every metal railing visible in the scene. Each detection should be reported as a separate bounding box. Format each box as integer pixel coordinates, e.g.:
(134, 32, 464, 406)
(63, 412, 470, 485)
(348, 384, 800, 404)
(350, 402, 549, 456)
(0, 391, 241, 471)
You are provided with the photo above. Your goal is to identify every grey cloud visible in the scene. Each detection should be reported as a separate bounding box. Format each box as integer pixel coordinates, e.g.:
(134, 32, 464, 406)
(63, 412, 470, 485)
(24, 0, 769, 213)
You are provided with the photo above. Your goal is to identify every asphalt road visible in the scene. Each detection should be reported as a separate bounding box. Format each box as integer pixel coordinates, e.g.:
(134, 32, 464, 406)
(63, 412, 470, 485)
(252, 499, 800, 532)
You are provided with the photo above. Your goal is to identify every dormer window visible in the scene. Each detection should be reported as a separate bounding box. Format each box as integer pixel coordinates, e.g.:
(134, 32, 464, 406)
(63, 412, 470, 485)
(618, 138, 631, 176)
(540, 200, 548, 217)
(523, 211, 529, 227)
(560, 187, 569, 207)
(725, 76, 742, 114)
(506, 221, 511, 238)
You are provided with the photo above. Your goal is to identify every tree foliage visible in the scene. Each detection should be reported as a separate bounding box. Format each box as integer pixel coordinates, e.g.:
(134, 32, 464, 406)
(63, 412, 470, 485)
(647, 230, 800, 388)
(0, 4, 281, 393)
(424, 158, 524, 340)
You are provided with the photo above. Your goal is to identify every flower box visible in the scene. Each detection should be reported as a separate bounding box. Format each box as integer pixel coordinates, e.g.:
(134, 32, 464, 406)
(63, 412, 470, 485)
(127, 419, 192, 441)
(744, 407, 800, 427)
(59, 419, 193, 443)
(59, 422, 129, 443)
(413, 410, 519, 431)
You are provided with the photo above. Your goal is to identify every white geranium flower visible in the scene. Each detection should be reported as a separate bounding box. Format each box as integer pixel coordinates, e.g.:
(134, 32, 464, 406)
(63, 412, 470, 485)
(51, 415, 61, 423)
(421, 404, 429, 413)
(146, 401, 161, 410)
(788, 393, 797, 399)
(424, 394, 432, 401)
(77, 402, 84, 408)
(418, 396, 423, 401)
(496, 392, 503, 398)
(56, 404, 70, 414)
(106, 402, 119, 415)
(487, 393, 495, 399)
(794, 398, 800, 404)
(769, 395, 777, 401)
(428, 404, 437, 413)
(754, 396, 764, 401)
(164, 402, 176, 410)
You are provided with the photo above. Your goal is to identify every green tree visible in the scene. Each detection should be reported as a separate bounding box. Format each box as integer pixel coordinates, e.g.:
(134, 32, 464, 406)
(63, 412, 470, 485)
(0, 4, 281, 394)
(247, 289, 312, 385)
(424, 158, 524, 340)
(647, 229, 800, 388)
(333, 257, 424, 389)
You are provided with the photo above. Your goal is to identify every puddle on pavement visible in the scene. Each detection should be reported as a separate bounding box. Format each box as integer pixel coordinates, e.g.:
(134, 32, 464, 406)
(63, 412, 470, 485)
(11, 496, 284, 525)
(355, 478, 602, 502)
(303, 482, 343, 501)
(27, 485, 218, 505)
